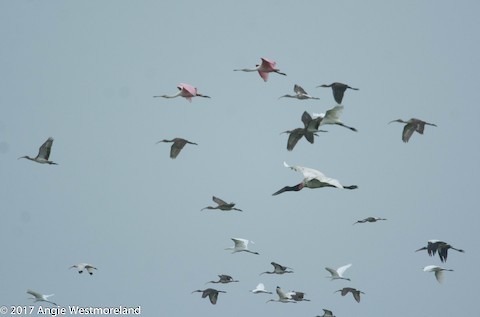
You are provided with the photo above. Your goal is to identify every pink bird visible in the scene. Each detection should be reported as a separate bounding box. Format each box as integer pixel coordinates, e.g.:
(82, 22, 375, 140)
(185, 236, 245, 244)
(154, 83, 211, 102)
(234, 58, 286, 82)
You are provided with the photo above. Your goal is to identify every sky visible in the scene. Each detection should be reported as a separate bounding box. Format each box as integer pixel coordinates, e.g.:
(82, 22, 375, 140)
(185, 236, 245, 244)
(1, 1, 479, 316)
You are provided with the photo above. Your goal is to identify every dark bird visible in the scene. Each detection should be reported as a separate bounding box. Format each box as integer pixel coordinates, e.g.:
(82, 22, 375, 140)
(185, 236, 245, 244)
(260, 262, 293, 275)
(201, 196, 242, 212)
(281, 111, 326, 151)
(388, 118, 437, 143)
(156, 138, 197, 159)
(272, 162, 357, 196)
(19, 137, 58, 165)
(317, 309, 336, 317)
(191, 288, 226, 305)
(317, 82, 359, 104)
(415, 240, 464, 262)
(279, 84, 319, 100)
(335, 287, 365, 303)
(206, 274, 239, 284)
(353, 217, 387, 225)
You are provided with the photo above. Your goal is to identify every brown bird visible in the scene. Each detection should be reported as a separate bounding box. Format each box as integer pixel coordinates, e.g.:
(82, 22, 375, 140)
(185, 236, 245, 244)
(260, 262, 293, 275)
(317, 82, 359, 104)
(191, 288, 226, 305)
(206, 274, 239, 284)
(156, 138, 197, 159)
(353, 217, 387, 225)
(335, 287, 365, 303)
(279, 84, 320, 100)
(19, 137, 58, 165)
(201, 196, 242, 212)
(388, 118, 437, 143)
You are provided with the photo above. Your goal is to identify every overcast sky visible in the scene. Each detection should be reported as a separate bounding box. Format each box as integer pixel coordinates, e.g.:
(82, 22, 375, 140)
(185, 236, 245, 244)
(1, 1, 479, 316)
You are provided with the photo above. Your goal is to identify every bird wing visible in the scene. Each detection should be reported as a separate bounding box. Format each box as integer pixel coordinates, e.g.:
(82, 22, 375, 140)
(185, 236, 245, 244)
(301, 111, 312, 128)
(27, 289, 43, 299)
(286, 129, 304, 151)
(208, 292, 219, 305)
(323, 105, 344, 124)
(179, 83, 197, 96)
(272, 262, 288, 271)
(352, 290, 361, 302)
(232, 238, 248, 249)
(294, 84, 307, 95)
(258, 71, 269, 82)
(38, 137, 54, 160)
(337, 263, 352, 276)
(170, 139, 187, 159)
(86, 266, 97, 274)
(323, 309, 334, 316)
(256, 283, 266, 291)
(213, 196, 228, 206)
(283, 161, 326, 181)
(412, 119, 426, 134)
(276, 287, 290, 299)
(260, 57, 276, 70)
(325, 267, 339, 277)
(402, 123, 416, 143)
(331, 83, 347, 104)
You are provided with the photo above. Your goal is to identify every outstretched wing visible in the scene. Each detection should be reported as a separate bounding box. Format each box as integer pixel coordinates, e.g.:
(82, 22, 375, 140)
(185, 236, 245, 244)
(337, 263, 352, 276)
(38, 138, 54, 160)
(213, 196, 228, 206)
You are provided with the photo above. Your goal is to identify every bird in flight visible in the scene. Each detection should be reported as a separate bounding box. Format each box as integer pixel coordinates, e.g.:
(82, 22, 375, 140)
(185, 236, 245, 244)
(317, 82, 359, 104)
(201, 196, 242, 212)
(353, 217, 387, 225)
(234, 57, 286, 82)
(388, 118, 437, 143)
(250, 283, 272, 294)
(279, 84, 319, 100)
(156, 138, 197, 159)
(191, 288, 226, 305)
(260, 262, 293, 275)
(272, 161, 358, 195)
(19, 137, 58, 165)
(325, 263, 352, 281)
(153, 83, 210, 102)
(415, 240, 464, 262)
(206, 274, 238, 284)
(70, 263, 97, 275)
(27, 289, 57, 306)
(423, 265, 454, 283)
(225, 238, 259, 255)
(335, 287, 365, 303)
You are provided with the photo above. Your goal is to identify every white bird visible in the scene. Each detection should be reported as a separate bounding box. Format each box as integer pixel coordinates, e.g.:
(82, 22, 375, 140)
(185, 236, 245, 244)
(317, 309, 336, 317)
(423, 265, 453, 283)
(279, 84, 319, 100)
(325, 264, 352, 281)
(266, 286, 297, 303)
(260, 262, 293, 275)
(353, 217, 387, 225)
(70, 263, 97, 275)
(309, 105, 357, 132)
(272, 162, 358, 195)
(27, 289, 57, 306)
(19, 137, 58, 165)
(250, 283, 272, 294)
(225, 238, 259, 255)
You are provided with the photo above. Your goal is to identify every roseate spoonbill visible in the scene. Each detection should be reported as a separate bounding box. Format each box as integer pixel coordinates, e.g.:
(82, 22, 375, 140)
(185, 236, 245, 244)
(201, 196, 242, 212)
(279, 84, 319, 100)
(206, 274, 239, 284)
(153, 83, 210, 102)
(27, 289, 57, 306)
(234, 57, 286, 82)
(250, 283, 272, 294)
(415, 240, 464, 262)
(353, 217, 387, 225)
(225, 238, 259, 255)
(70, 263, 97, 275)
(309, 105, 357, 132)
(335, 287, 364, 303)
(317, 82, 358, 104)
(325, 264, 352, 281)
(423, 265, 453, 283)
(317, 309, 336, 317)
(388, 118, 437, 143)
(191, 288, 226, 305)
(156, 138, 197, 159)
(260, 262, 293, 275)
(19, 137, 58, 165)
(266, 286, 297, 303)
(286, 291, 310, 302)
(272, 162, 358, 195)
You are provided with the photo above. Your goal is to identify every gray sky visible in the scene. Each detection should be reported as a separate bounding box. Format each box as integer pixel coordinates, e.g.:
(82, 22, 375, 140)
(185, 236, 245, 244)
(1, 1, 479, 316)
